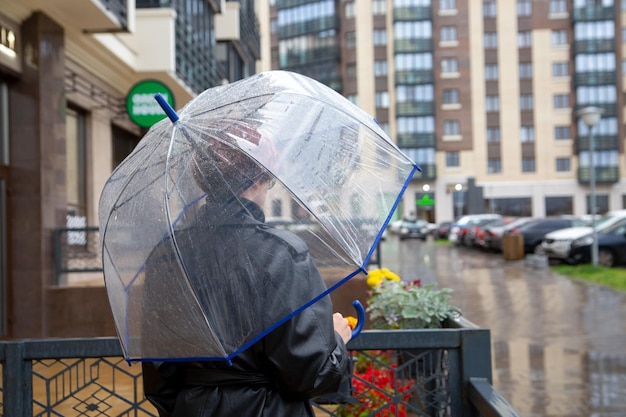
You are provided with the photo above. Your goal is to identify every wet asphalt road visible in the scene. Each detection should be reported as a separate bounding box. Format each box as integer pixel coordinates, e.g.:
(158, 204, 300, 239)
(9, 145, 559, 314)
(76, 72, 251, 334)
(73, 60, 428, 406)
(379, 235, 626, 417)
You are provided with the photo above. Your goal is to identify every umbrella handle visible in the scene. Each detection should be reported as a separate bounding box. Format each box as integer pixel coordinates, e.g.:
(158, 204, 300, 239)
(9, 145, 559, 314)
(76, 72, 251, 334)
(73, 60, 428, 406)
(351, 300, 366, 338)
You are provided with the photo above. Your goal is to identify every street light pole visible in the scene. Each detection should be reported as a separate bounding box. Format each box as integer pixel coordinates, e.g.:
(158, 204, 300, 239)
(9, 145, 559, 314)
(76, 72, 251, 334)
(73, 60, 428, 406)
(454, 183, 463, 219)
(577, 106, 604, 267)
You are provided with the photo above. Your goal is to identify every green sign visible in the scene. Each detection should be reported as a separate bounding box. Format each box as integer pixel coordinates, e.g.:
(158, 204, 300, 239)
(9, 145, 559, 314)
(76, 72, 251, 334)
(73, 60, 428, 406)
(416, 194, 434, 206)
(126, 80, 175, 128)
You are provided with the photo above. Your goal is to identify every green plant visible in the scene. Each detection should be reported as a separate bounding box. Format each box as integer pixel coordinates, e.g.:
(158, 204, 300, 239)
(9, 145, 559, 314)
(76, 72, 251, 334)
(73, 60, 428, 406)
(366, 276, 457, 329)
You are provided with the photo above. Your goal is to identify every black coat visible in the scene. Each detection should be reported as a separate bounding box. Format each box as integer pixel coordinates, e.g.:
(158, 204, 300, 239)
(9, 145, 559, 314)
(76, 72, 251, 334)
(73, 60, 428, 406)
(142, 199, 350, 417)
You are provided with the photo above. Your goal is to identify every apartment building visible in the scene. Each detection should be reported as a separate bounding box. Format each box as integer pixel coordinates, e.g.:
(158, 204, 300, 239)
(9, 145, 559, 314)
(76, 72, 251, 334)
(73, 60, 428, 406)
(0, 0, 259, 339)
(262, 0, 626, 223)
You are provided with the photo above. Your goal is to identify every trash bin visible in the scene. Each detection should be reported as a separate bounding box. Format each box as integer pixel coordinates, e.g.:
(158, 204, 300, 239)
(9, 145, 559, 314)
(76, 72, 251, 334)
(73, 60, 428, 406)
(502, 234, 524, 261)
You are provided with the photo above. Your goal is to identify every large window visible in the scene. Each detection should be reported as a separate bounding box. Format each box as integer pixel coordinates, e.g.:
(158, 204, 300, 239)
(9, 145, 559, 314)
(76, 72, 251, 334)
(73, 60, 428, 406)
(374, 60, 388, 77)
(373, 29, 386, 46)
(586, 194, 609, 215)
(550, 0, 567, 14)
(484, 32, 498, 49)
(518, 31, 531, 48)
(553, 62, 568, 77)
(520, 94, 533, 111)
(486, 95, 500, 112)
(492, 197, 531, 216)
(519, 62, 532, 79)
(520, 126, 535, 142)
(517, 0, 532, 16)
(545, 196, 572, 216)
(554, 126, 571, 140)
(522, 157, 535, 173)
(66, 107, 86, 219)
(483, 0, 497, 17)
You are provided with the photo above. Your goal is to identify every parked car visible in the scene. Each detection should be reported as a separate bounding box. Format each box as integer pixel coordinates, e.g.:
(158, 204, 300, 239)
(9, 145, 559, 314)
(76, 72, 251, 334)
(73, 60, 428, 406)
(466, 217, 507, 248)
(569, 218, 626, 267)
(484, 217, 534, 252)
(448, 214, 502, 245)
(435, 221, 452, 239)
(398, 219, 429, 240)
(540, 210, 626, 263)
(472, 217, 517, 250)
(507, 216, 586, 254)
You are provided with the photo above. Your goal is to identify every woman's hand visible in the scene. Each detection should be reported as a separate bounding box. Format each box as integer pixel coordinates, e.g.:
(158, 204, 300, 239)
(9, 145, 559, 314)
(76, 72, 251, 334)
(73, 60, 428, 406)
(333, 313, 352, 344)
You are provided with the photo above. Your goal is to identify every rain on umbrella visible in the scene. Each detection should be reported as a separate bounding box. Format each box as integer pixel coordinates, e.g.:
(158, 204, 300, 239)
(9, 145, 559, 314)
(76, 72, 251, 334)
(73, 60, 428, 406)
(99, 71, 420, 363)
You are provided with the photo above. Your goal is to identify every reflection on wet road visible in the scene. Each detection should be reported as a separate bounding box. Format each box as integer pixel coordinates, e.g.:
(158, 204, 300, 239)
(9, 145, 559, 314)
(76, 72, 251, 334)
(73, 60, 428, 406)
(380, 236, 626, 417)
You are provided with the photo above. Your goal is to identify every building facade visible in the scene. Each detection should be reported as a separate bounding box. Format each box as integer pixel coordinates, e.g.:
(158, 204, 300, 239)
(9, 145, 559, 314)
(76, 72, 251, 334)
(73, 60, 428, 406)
(262, 0, 626, 223)
(0, 0, 259, 339)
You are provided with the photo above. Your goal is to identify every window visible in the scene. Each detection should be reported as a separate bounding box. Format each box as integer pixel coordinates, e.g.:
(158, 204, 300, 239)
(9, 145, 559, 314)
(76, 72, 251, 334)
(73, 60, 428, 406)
(374, 60, 388, 77)
(442, 57, 458, 73)
(522, 157, 535, 172)
(373, 29, 386, 46)
(347, 63, 357, 79)
(484, 32, 498, 49)
(487, 127, 501, 143)
(441, 26, 457, 42)
(586, 194, 609, 216)
(372, 0, 386, 15)
(375, 91, 389, 108)
(483, 0, 497, 17)
(551, 29, 567, 46)
(446, 151, 460, 167)
(550, 0, 566, 14)
(520, 94, 533, 111)
(545, 196, 572, 216)
(519, 62, 532, 79)
(66, 107, 87, 219)
(520, 125, 534, 142)
(556, 157, 570, 172)
(517, 0, 531, 16)
(346, 31, 356, 48)
(555, 126, 570, 140)
(443, 88, 459, 104)
(553, 93, 569, 109)
(440, 0, 456, 11)
(486, 95, 500, 112)
(552, 62, 568, 77)
(345, 2, 355, 18)
(485, 64, 498, 80)
(488, 158, 502, 174)
(517, 31, 531, 48)
(444, 120, 460, 135)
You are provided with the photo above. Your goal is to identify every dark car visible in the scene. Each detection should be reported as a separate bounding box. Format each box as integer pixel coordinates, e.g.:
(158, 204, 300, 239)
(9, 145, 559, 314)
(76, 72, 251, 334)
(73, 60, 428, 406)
(507, 216, 586, 254)
(435, 221, 452, 239)
(569, 218, 626, 267)
(398, 219, 429, 240)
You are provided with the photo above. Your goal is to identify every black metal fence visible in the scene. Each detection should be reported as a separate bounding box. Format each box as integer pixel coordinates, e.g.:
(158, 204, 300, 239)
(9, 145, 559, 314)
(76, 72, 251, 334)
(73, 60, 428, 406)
(0, 321, 520, 417)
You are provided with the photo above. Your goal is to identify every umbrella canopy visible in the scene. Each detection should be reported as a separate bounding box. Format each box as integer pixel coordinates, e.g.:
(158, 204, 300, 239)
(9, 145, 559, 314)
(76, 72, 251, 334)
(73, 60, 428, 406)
(99, 71, 419, 362)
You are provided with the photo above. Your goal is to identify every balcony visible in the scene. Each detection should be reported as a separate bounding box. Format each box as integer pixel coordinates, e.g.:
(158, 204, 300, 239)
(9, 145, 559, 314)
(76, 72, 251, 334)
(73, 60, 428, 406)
(578, 166, 620, 184)
(397, 133, 435, 148)
(0, 322, 521, 416)
(394, 38, 433, 53)
(396, 101, 435, 116)
(573, 5, 614, 21)
(573, 39, 615, 54)
(413, 163, 436, 180)
(395, 70, 434, 84)
(393, 6, 431, 21)
(18, 0, 130, 32)
(277, 16, 338, 38)
(576, 134, 619, 152)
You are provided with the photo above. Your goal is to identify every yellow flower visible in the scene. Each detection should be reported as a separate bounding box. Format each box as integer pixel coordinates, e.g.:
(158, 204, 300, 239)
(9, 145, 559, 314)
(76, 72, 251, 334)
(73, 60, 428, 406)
(366, 268, 400, 288)
(345, 316, 358, 330)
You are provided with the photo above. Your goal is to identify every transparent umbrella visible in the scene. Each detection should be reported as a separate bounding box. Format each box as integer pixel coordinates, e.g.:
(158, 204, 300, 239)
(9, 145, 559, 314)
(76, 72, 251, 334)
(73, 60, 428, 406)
(99, 71, 419, 363)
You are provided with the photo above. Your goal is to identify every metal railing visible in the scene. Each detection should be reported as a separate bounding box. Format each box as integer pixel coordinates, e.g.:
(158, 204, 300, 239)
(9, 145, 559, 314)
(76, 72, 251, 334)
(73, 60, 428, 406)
(0, 320, 521, 416)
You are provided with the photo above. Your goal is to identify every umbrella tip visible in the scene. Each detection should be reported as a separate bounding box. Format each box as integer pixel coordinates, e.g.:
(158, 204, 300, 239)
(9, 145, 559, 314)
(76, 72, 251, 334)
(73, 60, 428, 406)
(154, 93, 179, 123)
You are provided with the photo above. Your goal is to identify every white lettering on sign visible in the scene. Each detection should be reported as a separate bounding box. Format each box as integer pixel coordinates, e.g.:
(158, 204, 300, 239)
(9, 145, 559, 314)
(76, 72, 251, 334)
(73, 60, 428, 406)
(131, 93, 169, 116)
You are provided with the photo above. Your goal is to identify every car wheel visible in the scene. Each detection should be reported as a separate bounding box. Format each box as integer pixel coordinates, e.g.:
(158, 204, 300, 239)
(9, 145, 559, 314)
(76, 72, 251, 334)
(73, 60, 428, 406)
(598, 249, 615, 268)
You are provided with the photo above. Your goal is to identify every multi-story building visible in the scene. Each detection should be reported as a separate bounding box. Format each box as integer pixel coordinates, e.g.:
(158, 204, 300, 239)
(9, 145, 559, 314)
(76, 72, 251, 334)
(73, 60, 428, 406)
(262, 0, 626, 223)
(0, 0, 259, 339)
